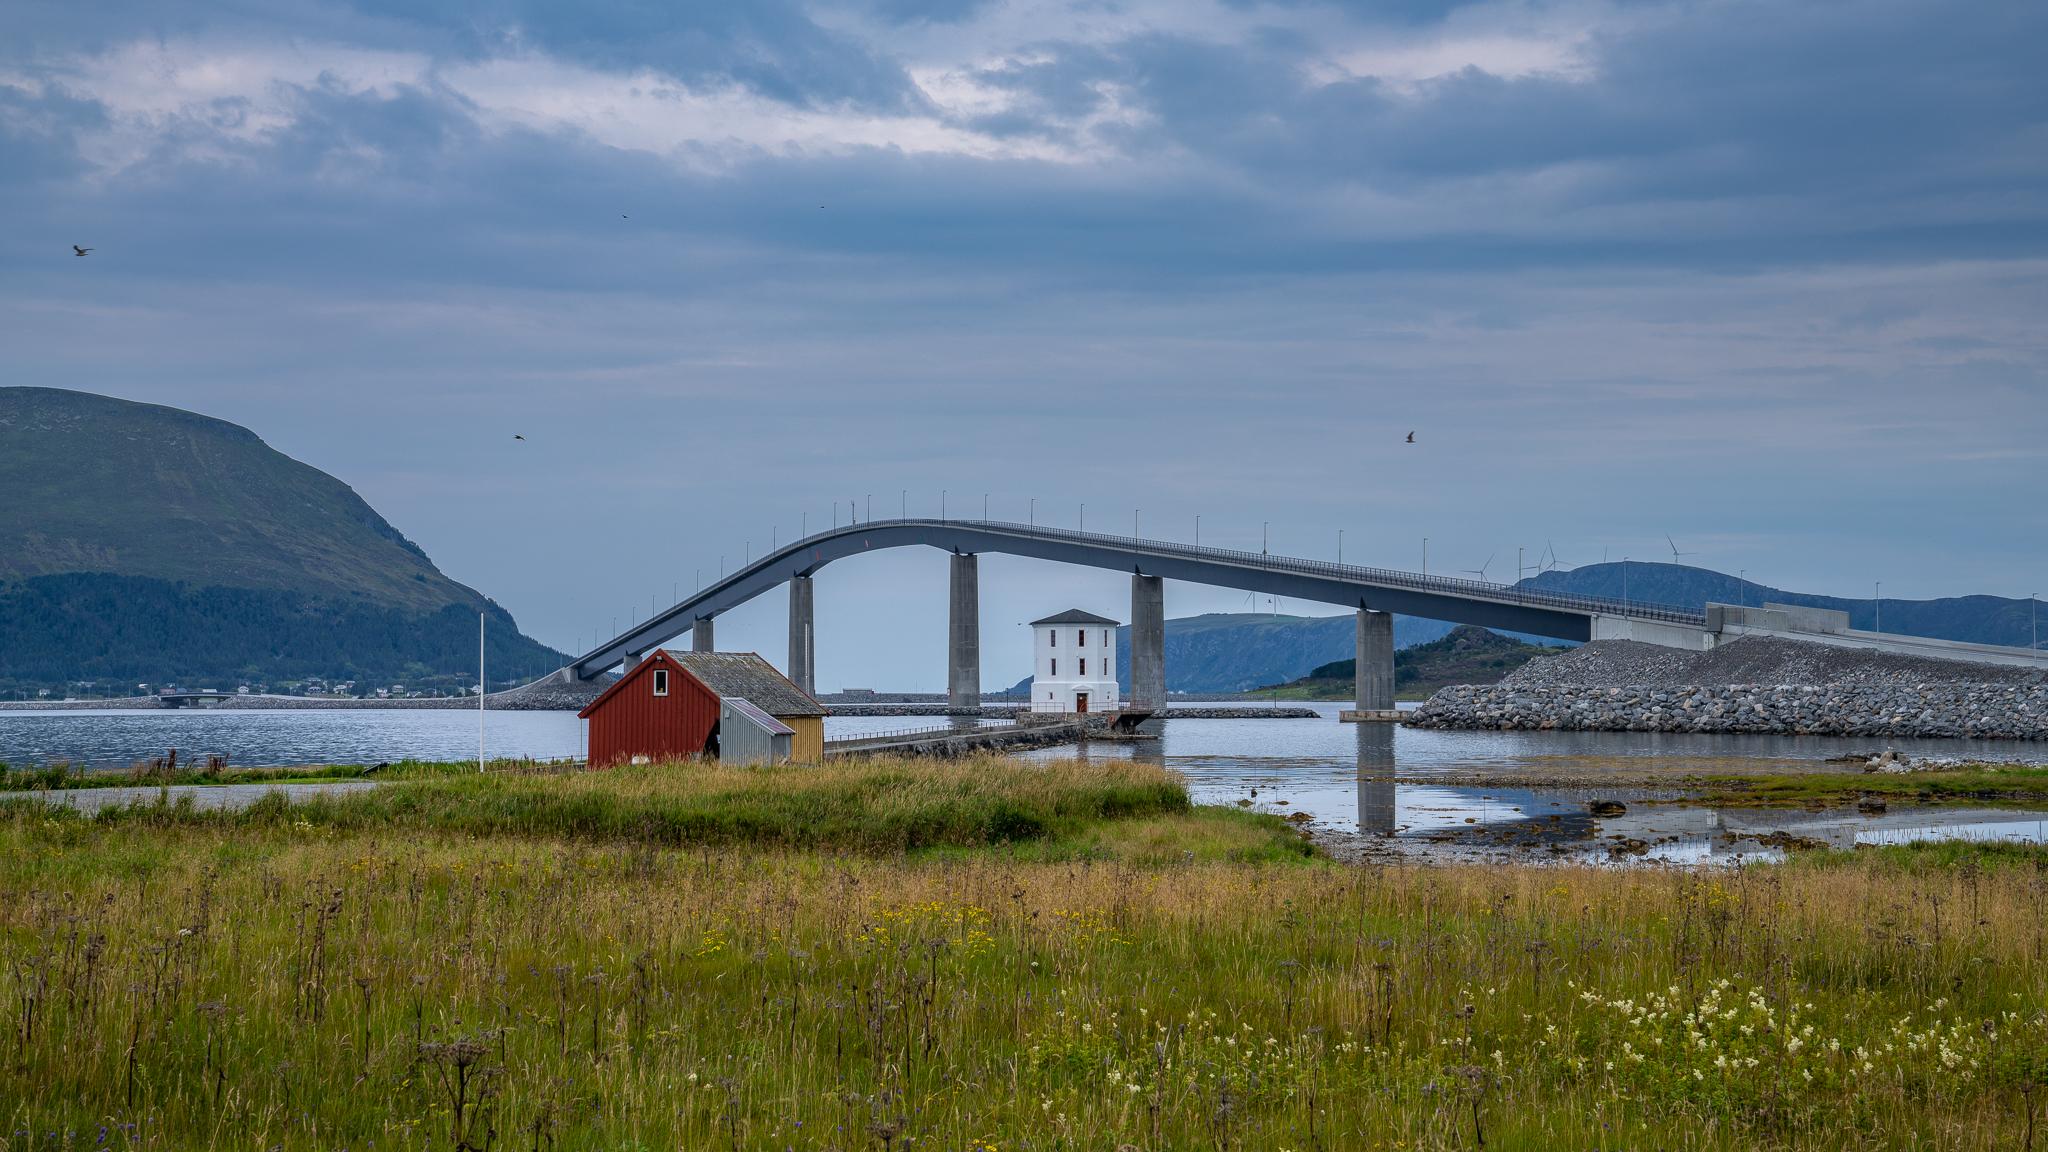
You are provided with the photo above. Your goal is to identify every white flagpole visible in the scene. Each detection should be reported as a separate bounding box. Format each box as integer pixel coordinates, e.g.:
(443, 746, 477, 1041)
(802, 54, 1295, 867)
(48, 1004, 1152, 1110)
(478, 612, 486, 773)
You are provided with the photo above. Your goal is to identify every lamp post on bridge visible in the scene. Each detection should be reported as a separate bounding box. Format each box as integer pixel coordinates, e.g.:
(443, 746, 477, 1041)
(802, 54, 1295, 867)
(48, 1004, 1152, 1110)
(1079, 503, 1085, 532)
(1875, 582, 1882, 634)
(901, 490, 906, 519)
(1338, 529, 1343, 565)
(942, 489, 947, 522)
(1195, 514, 1201, 547)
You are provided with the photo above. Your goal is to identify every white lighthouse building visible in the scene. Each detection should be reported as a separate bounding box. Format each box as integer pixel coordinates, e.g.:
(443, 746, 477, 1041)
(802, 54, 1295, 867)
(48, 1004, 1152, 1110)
(1029, 609, 1121, 713)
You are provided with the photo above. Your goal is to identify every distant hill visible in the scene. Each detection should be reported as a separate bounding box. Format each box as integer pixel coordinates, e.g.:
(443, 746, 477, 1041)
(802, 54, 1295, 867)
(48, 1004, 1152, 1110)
(1520, 563, 2045, 650)
(0, 388, 563, 695)
(1256, 625, 1558, 700)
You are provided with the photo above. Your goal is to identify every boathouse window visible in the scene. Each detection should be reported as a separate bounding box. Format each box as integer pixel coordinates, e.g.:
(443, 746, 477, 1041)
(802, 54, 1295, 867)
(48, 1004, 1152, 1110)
(1078, 630, 1086, 645)
(1050, 631, 1056, 647)
(652, 669, 669, 697)
(1051, 659, 1058, 677)
(1079, 658, 1087, 676)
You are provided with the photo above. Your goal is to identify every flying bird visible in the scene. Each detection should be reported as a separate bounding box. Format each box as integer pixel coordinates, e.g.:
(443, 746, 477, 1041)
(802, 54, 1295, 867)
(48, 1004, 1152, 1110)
(513, 434, 526, 441)
(1405, 431, 1415, 443)
(72, 246, 91, 257)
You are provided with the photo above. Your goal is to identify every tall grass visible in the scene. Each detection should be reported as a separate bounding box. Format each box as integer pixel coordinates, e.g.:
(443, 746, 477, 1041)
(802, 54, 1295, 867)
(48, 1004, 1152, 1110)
(2, 771, 2046, 1149)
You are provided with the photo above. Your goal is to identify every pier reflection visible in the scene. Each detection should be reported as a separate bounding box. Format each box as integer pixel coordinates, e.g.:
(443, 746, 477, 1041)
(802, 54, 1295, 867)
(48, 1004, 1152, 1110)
(1357, 723, 1397, 837)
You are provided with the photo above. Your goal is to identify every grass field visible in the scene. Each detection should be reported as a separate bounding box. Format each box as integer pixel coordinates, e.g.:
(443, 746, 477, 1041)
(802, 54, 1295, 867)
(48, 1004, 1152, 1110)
(4, 757, 2047, 1150)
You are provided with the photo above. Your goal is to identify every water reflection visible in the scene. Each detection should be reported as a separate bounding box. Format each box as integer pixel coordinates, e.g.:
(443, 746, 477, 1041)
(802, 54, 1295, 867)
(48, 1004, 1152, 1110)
(1357, 724, 1396, 838)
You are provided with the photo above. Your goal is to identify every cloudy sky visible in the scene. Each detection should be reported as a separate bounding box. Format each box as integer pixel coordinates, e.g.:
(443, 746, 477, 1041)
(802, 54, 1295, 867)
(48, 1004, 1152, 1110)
(4, 0, 2044, 688)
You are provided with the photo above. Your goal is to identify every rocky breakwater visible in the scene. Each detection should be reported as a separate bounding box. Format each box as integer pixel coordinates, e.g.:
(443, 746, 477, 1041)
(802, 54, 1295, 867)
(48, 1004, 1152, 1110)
(1406, 636, 2048, 740)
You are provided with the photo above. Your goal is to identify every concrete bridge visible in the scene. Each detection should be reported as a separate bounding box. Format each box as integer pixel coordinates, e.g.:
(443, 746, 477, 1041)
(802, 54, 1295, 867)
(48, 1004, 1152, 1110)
(556, 517, 2045, 714)
(556, 517, 1723, 716)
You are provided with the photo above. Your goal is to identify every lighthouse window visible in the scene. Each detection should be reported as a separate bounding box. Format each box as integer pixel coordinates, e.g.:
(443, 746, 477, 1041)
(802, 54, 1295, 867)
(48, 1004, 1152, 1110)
(1078, 630, 1086, 645)
(1050, 631, 1056, 647)
(652, 669, 669, 697)
(1080, 658, 1087, 676)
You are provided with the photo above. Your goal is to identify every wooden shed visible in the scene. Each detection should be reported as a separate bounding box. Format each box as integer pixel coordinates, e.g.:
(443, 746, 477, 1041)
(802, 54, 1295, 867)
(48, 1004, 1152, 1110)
(578, 650, 826, 768)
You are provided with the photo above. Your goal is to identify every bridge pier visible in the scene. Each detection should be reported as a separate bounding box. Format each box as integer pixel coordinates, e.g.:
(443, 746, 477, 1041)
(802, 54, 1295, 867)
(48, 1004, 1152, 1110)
(1129, 573, 1165, 713)
(787, 575, 816, 695)
(1343, 609, 1397, 721)
(692, 617, 715, 652)
(948, 553, 980, 712)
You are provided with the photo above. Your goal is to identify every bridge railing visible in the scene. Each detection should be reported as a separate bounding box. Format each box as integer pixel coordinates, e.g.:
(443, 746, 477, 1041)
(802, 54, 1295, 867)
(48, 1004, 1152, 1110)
(786, 517, 1709, 627)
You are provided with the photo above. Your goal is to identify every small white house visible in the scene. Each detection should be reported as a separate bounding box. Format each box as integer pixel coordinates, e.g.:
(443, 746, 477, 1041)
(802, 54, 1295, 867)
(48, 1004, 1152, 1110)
(1029, 609, 1121, 713)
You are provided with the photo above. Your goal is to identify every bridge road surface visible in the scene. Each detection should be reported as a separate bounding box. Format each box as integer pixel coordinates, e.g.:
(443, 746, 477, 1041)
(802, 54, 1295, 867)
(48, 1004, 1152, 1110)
(566, 517, 1703, 681)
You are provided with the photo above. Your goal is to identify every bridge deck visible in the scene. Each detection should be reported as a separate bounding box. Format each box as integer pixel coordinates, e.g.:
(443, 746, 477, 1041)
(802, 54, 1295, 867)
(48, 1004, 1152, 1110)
(566, 517, 1704, 681)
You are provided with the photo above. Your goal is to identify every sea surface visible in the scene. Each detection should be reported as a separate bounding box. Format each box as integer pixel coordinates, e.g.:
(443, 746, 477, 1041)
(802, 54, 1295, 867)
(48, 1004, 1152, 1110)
(5, 703, 2044, 862)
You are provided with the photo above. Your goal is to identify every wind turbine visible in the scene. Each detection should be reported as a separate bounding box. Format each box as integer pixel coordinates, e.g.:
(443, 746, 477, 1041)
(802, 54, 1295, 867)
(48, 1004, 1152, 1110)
(1666, 535, 1697, 564)
(1460, 552, 1496, 582)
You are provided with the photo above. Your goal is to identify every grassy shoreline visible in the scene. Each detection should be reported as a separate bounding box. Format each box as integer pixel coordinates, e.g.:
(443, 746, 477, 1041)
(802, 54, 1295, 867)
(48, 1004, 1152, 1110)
(4, 756, 2048, 1148)
(1681, 764, 2048, 807)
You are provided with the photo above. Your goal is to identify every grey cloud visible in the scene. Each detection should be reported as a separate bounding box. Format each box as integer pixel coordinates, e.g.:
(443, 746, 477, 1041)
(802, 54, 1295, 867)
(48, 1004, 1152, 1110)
(0, 0, 2042, 676)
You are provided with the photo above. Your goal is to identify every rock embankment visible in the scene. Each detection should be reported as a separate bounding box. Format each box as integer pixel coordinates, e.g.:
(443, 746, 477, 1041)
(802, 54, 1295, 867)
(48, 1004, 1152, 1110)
(1406, 637, 2048, 740)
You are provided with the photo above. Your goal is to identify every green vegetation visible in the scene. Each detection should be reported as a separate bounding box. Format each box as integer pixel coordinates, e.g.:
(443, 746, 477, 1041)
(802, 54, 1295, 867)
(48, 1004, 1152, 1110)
(78, 758, 1197, 854)
(1257, 625, 1559, 700)
(5, 757, 2048, 1149)
(1685, 764, 2048, 807)
(0, 387, 562, 694)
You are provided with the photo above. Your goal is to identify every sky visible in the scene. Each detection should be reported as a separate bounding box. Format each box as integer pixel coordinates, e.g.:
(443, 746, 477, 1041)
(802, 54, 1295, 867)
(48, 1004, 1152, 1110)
(3, 0, 2045, 690)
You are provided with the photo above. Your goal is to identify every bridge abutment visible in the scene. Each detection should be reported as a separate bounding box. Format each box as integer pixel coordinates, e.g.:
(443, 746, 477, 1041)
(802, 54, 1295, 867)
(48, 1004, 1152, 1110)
(692, 617, 715, 652)
(788, 575, 816, 695)
(1129, 573, 1165, 713)
(948, 553, 980, 711)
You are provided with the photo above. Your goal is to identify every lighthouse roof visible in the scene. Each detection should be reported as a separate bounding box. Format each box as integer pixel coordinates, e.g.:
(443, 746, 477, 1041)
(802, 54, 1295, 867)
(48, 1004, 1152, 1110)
(1029, 609, 1121, 627)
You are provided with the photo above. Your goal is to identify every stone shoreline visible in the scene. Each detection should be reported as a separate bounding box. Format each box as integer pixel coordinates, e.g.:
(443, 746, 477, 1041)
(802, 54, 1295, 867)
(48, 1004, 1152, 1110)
(1406, 637, 2048, 740)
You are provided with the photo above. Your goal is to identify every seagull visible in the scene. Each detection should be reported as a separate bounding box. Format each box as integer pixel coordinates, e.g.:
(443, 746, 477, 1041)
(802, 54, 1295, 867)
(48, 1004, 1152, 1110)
(513, 434, 526, 441)
(73, 246, 92, 257)
(1405, 431, 1415, 443)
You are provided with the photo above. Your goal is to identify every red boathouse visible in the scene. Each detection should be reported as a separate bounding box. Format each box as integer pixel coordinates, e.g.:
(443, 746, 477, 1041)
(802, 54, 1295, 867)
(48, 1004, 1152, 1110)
(578, 650, 826, 768)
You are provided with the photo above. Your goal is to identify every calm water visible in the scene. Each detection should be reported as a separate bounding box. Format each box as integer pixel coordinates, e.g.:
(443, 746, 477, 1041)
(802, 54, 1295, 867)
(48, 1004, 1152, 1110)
(5, 704, 2044, 861)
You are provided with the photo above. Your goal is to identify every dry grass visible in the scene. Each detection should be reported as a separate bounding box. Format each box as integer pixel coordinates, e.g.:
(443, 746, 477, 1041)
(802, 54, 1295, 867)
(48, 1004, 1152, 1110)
(3, 767, 2047, 1150)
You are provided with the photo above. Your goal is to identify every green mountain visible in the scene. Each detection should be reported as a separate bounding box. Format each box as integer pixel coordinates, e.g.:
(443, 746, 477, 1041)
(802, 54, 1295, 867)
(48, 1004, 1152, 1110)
(0, 387, 564, 695)
(1520, 563, 2045, 650)
(1258, 625, 1558, 700)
